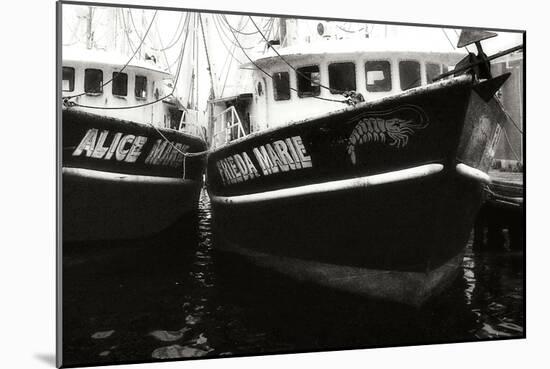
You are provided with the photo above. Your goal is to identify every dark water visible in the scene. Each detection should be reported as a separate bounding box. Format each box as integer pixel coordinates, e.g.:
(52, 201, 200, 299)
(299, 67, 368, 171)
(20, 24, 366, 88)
(62, 189, 525, 367)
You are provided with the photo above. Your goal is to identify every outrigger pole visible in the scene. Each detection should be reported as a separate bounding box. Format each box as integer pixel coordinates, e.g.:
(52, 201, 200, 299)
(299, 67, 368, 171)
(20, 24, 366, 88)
(434, 30, 523, 82)
(433, 30, 523, 101)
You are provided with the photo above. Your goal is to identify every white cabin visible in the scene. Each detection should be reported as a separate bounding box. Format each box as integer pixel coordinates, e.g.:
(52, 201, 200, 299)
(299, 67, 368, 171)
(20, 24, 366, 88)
(62, 48, 204, 138)
(209, 38, 464, 147)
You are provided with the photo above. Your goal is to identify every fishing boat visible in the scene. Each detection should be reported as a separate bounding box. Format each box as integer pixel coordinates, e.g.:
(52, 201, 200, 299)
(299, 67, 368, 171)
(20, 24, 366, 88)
(205, 16, 521, 306)
(61, 7, 207, 242)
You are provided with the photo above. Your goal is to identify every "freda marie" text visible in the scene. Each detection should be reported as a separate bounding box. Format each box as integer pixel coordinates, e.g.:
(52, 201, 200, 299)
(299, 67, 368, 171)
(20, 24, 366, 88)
(72, 128, 189, 167)
(216, 135, 312, 185)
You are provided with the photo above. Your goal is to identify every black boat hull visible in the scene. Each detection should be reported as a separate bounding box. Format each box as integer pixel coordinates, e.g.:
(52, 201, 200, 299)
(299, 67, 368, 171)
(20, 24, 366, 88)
(62, 109, 207, 242)
(206, 76, 507, 306)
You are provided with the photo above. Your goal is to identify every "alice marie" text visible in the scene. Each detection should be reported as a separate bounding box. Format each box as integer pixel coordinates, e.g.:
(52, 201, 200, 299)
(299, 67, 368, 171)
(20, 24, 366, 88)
(72, 128, 189, 167)
(216, 135, 312, 185)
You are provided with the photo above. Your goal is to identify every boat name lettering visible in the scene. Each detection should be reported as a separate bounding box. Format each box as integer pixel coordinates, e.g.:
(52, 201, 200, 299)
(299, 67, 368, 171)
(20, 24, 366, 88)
(216, 135, 312, 185)
(72, 129, 189, 167)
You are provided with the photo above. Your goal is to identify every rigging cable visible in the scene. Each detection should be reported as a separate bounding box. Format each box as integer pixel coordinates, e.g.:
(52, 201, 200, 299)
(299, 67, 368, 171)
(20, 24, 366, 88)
(63, 17, 82, 46)
(65, 10, 158, 100)
(496, 98, 524, 134)
(249, 16, 349, 97)
(441, 28, 456, 50)
(211, 14, 245, 64)
(120, 9, 137, 54)
(453, 28, 471, 53)
(67, 9, 190, 110)
(128, 9, 156, 48)
(199, 14, 217, 99)
(153, 13, 188, 52)
(226, 16, 347, 104)
(214, 15, 257, 50)
(221, 15, 257, 36)
(501, 126, 522, 162)
(155, 20, 172, 74)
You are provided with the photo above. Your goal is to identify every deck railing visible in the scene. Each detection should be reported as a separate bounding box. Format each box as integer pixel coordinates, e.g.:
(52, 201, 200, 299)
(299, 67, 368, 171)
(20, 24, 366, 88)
(212, 106, 247, 148)
(179, 109, 207, 140)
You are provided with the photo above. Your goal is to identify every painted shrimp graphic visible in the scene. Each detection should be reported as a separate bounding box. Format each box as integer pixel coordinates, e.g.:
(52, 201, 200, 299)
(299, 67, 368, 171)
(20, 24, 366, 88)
(347, 105, 429, 164)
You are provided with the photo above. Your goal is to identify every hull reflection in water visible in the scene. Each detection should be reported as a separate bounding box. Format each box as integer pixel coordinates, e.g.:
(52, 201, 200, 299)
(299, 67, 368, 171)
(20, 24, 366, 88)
(61, 190, 524, 367)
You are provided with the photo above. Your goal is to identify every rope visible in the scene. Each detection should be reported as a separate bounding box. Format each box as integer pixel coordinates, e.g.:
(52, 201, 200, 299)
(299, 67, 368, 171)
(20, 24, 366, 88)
(143, 120, 209, 180)
(65, 10, 158, 100)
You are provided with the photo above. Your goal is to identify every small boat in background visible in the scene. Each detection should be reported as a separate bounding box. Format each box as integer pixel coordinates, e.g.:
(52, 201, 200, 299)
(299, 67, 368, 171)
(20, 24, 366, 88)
(61, 7, 207, 242)
(205, 17, 521, 306)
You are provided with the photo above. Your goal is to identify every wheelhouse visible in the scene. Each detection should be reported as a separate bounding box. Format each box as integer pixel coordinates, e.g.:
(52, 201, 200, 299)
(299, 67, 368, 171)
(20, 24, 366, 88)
(61, 50, 204, 137)
(209, 42, 464, 147)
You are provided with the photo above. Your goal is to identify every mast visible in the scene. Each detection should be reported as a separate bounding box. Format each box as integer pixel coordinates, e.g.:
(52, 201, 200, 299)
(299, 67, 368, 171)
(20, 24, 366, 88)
(86, 6, 93, 49)
(279, 17, 287, 47)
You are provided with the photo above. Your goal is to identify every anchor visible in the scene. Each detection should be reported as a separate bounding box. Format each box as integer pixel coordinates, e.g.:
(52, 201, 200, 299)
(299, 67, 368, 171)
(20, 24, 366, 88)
(433, 29, 523, 101)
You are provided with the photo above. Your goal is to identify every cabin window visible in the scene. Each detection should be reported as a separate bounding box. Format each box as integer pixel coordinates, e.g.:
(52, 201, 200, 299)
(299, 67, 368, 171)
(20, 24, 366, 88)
(135, 75, 147, 99)
(296, 65, 321, 98)
(84, 69, 103, 94)
(442, 65, 449, 74)
(62, 67, 75, 92)
(328, 62, 356, 94)
(365, 61, 392, 92)
(399, 60, 421, 90)
(272, 72, 290, 101)
(112, 72, 128, 96)
(426, 63, 441, 84)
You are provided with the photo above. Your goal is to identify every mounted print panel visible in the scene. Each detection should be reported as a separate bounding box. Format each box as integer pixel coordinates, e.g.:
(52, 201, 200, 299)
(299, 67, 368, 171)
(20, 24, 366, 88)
(57, 0, 525, 367)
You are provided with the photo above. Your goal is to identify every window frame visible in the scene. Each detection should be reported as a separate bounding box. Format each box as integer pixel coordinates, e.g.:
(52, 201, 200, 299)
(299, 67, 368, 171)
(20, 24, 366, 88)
(296, 64, 321, 98)
(364, 59, 393, 93)
(62, 66, 75, 92)
(112, 71, 128, 97)
(398, 59, 422, 91)
(134, 75, 148, 100)
(84, 68, 104, 95)
(272, 71, 291, 101)
(328, 61, 357, 95)
(425, 62, 442, 84)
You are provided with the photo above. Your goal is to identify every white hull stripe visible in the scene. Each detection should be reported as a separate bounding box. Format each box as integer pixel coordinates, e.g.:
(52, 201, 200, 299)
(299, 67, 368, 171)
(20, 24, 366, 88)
(63, 167, 197, 185)
(456, 163, 491, 184)
(210, 163, 444, 205)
